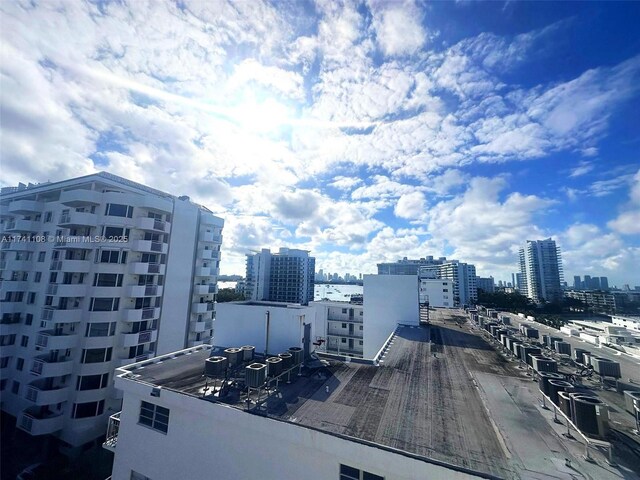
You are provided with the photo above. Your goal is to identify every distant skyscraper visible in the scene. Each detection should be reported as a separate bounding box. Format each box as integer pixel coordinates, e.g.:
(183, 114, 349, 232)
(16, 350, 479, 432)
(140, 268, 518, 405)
(600, 277, 609, 291)
(519, 238, 563, 303)
(584, 275, 592, 289)
(246, 248, 315, 305)
(477, 276, 495, 293)
(590, 277, 601, 290)
(573, 275, 581, 289)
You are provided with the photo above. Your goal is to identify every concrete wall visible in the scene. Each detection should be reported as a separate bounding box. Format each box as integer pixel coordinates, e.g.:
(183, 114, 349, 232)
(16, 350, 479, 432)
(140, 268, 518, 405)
(157, 199, 197, 355)
(419, 279, 454, 308)
(215, 303, 315, 355)
(111, 378, 489, 480)
(363, 275, 419, 359)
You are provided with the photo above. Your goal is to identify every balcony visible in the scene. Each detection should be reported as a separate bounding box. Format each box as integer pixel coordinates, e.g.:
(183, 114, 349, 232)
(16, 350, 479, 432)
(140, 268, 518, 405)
(41, 307, 83, 324)
(25, 385, 70, 405)
(59, 189, 102, 206)
(128, 262, 166, 275)
(58, 211, 98, 228)
(35, 331, 79, 350)
(126, 284, 163, 298)
(327, 331, 364, 339)
(192, 302, 215, 314)
(136, 217, 171, 233)
(18, 410, 64, 436)
(138, 196, 172, 213)
(1, 219, 36, 234)
(0, 302, 22, 314)
(0, 320, 21, 335)
(195, 267, 213, 277)
(46, 283, 87, 297)
(328, 315, 363, 324)
(131, 240, 167, 254)
(103, 412, 120, 452)
(194, 284, 217, 295)
(200, 231, 222, 243)
(49, 259, 91, 273)
(30, 357, 74, 377)
(0, 280, 28, 294)
(2, 258, 33, 271)
(122, 307, 160, 322)
(191, 319, 214, 333)
(120, 329, 158, 348)
(8, 199, 43, 215)
(1, 240, 37, 252)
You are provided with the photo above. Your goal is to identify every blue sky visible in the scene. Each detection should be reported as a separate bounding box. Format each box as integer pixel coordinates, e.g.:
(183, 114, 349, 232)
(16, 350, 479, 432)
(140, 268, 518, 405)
(1, 1, 639, 285)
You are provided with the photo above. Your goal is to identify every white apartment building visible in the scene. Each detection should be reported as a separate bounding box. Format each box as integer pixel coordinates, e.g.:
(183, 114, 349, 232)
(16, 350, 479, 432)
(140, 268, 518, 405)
(311, 275, 419, 360)
(419, 261, 477, 306)
(245, 248, 315, 305)
(419, 279, 455, 308)
(0, 172, 223, 452)
(519, 238, 563, 304)
(311, 301, 365, 357)
(611, 315, 640, 332)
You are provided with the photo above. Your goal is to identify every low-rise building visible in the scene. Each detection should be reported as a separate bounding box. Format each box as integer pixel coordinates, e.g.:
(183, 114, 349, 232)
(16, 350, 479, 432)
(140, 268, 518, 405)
(419, 279, 454, 308)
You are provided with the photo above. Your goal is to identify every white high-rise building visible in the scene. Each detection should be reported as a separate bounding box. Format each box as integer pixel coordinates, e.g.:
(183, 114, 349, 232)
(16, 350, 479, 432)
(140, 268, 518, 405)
(0, 172, 223, 452)
(419, 261, 477, 306)
(518, 238, 563, 304)
(245, 248, 315, 305)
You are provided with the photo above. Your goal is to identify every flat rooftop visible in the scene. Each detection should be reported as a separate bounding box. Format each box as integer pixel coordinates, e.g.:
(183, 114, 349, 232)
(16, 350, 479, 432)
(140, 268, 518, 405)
(120, 310, 640, 479)
(122, 320, 514, 478)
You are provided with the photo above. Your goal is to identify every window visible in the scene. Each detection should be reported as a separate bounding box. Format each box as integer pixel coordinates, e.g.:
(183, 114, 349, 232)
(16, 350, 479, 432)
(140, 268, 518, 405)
(105, 203, 133, 218)
(443, 289, 448, 292)
(341, 323, 347, 328)
(93, 273, 123, 287)
(139, 401, 169, 433)
(76, 373, 109, 390)
(0, 357, 10, 368)
(342, 308, 347, 313)
(34, 272, 42, 283)
(44, 211, 52, 222)
(11, 381, 20, 395)
(25, 314, 33, 326)
(81, 347, 112, 364)
(85, 322, 117, 337)
(90, 298, 120, 311)
(340, 465, 384, 480)
(27, 292, 36, 304)
(0, 379, 6, 391)
(359, 340, 363, 346)
(20, 335, 29, 347)
(38, 251, 46, 262)
(359, 325, 363, 330)
(98, 249, 127, 264)
(72, 400, 105, 418)
(341, 338, 346, 343)
(16, 358, 24, 371)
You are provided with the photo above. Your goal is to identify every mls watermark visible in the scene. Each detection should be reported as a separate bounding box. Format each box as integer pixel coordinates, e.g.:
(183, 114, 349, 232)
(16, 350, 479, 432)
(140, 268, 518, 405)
(1, 235, 129, 243)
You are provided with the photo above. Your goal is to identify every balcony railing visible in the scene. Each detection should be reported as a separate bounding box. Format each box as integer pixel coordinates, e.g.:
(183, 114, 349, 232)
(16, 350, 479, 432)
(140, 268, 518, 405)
(103, 412, 121, 452)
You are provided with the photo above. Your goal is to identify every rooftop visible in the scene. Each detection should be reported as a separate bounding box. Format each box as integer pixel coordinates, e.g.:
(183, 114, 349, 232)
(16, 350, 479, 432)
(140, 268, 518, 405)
(120, 320, 514, 478)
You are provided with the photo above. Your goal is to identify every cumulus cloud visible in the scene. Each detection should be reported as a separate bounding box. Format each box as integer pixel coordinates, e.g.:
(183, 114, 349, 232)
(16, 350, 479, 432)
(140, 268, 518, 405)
(370, 2, 426, 57)
(394, 192, 426, 220)
(607, 170, 640, 235)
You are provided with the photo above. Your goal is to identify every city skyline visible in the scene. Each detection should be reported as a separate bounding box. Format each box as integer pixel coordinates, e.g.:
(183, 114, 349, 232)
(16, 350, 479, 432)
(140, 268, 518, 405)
(1, 2, 639, 285)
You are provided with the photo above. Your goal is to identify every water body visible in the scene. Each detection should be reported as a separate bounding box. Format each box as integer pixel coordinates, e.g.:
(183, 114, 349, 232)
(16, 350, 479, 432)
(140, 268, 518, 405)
(314, 283, 363, 302)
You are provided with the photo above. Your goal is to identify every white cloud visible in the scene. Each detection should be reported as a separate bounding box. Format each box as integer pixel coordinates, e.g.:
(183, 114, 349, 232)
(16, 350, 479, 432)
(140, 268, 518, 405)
(607, 170, 640, 235)
(569, 161, 594, 178)
(370, 2, 426, 57)
(394, 192, 426, 220)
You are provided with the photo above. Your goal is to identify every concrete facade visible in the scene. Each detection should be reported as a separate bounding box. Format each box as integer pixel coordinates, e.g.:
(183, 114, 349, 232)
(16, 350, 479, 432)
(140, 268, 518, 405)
(0, 172, 223, 451)
(519, 238, 563, 304)
(214, 301, 315, 356)
(419, 279, 454, 308)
